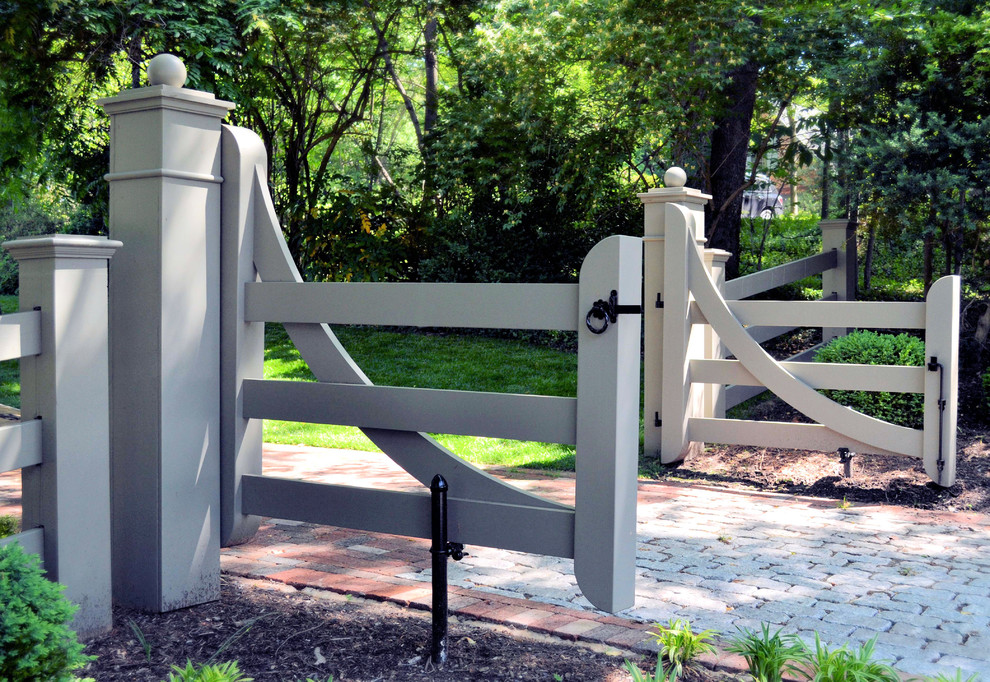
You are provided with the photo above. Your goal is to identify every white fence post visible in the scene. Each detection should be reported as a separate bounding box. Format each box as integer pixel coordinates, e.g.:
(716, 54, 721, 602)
(99, 55, 234, 611)
(639, 168, 710, 460)
(4, 235, 120, 638)
(574, 235, 642, 613)
(703, 249, 732, 419)
(820, 219, 857, 342)
(923, 276, 960, 487)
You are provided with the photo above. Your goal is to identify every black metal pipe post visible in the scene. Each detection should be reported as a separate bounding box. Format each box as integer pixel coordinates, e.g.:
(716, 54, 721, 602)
(838, 447, 854, 478)
(430, 474, 449, 666)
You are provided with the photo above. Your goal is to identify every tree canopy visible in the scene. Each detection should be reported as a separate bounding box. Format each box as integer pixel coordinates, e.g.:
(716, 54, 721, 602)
(1, 0, 988, 292)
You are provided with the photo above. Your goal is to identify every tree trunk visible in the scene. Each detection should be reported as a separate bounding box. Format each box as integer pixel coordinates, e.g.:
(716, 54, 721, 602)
(923, 232, 934, 294)
(820, 131, 831, 220)
(423, 8, 439, 136)
(706, 59, 760, 279)
(863, 221, 876, 290)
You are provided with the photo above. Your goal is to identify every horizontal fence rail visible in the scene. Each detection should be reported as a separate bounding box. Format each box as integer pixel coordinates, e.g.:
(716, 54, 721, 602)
(0, 310, 42, 362)
(0, 420, 43, 474)
(245, 281, 580, 331)
(243, 379, 578, 444)
(688, 417, 921, 458)
(241, 475, 576, 558)
(0, 527, 44, 560)
(725, 300, 927, 330)
(725, 250, 837, 301)
(692, 358, 925, 393)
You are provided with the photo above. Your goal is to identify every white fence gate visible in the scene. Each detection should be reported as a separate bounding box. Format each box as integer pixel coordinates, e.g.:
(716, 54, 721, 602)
(641, 170, 959, 487)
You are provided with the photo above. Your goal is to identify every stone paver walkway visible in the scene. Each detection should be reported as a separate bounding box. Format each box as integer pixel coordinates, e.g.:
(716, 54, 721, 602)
(4, 444, 989, 677)
(221, 445, 990, 678)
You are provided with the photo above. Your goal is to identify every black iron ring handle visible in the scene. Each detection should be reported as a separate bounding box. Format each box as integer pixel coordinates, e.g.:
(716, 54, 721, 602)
(586, 303, 610, 334)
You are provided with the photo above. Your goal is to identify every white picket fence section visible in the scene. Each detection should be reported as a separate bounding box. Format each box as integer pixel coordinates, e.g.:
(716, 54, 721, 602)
(641, 171, 959, 487)
(0, 236, 119, 638)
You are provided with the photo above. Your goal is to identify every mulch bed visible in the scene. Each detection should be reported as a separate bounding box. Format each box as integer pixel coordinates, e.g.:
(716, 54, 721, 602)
(80, 577, 644, 682)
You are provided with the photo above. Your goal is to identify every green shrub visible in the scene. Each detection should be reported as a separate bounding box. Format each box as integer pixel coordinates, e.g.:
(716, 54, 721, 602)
(803, 634, 900, 681)
(648, 618, 717, 681)
(813, 330, 925, 428)
(0, 514, 18, 538)
(726, 623, 808, 682)
(0, 542, 92, 681)
(163, 660, 253, 682)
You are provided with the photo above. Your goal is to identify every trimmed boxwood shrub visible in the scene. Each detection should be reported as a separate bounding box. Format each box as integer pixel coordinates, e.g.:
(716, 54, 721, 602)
(813, 330, 925, 428)
(0, 542, 92, 681)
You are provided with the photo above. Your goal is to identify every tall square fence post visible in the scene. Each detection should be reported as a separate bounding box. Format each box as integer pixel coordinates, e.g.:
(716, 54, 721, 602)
(820, 219, 857, 342)
(4, 235, 121, 638)
(99, 56, 235, 611)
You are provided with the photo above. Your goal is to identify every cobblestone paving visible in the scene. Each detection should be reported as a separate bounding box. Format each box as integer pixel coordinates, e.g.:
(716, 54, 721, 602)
(228, 446, 990, 678)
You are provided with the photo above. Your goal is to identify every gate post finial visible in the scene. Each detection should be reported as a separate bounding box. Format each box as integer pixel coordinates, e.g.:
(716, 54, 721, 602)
(147, 53, 187, 87)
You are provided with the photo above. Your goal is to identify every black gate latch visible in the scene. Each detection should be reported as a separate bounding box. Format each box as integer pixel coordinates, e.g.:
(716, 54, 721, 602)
(586, 290, 641, 334)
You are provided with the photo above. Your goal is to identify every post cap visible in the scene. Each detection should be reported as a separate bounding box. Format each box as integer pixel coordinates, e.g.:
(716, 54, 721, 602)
(147, 54, 187, 87)
(663, 167, 687, 188)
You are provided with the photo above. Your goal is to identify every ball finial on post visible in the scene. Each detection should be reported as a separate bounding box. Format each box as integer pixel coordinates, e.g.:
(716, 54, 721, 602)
(147, 54, 187, 88)
(663, 167, 687, 189)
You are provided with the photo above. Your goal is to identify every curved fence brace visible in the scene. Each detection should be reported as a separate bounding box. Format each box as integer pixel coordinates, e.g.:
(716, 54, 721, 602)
(674, 204, 924, 459)
(220, 126, 570, 548)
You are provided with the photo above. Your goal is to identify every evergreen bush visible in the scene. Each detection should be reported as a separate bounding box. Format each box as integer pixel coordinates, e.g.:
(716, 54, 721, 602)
(0, 542, 92, 681)
(0, 514, 18, 538)
(813, 330, 925, 428)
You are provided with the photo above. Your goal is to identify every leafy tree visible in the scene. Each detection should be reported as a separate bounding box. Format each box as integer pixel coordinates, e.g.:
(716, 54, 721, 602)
(843, 0, 990, 292)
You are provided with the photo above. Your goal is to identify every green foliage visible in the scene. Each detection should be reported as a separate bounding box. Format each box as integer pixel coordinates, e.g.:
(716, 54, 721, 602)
(0, 542, 92, 681)
(128, 619, 152, 662)
(925, 671, 981, 682)
(0, 515, 18, 538)
(297, 178, 420, 283)
(738, 213, 824, 299)
(163, 660, 252, 682)
(726, 624, 809, 682)
(648, 619, 717, 681)
(623, 657, 666, 682)
(814, 331, 926, 428)
(803, 634, 899, 682)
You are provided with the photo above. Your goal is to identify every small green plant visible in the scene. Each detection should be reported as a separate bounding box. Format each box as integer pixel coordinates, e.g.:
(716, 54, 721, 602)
(926, 671, 981, 682)
(804, 634, 899, 682)
(623, 657, 665, 682)
(836, 496, 852, 510)
(649, 618, 717, 681)
(0, 542, 93, 681)
(163, 660, 253, 682)
(813, 330, 926, 428)
(0, 514, 18, 538)
(726, 623, 808, 682)
(128, 619, 153, 662)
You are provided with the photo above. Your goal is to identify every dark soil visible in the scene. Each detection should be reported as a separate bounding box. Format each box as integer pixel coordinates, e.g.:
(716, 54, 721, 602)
(646, 424, 990, 513)
(80, 578, 698, 682)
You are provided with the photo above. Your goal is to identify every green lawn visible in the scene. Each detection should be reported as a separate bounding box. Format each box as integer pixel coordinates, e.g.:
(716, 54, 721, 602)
(264, 324, 578, 470)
